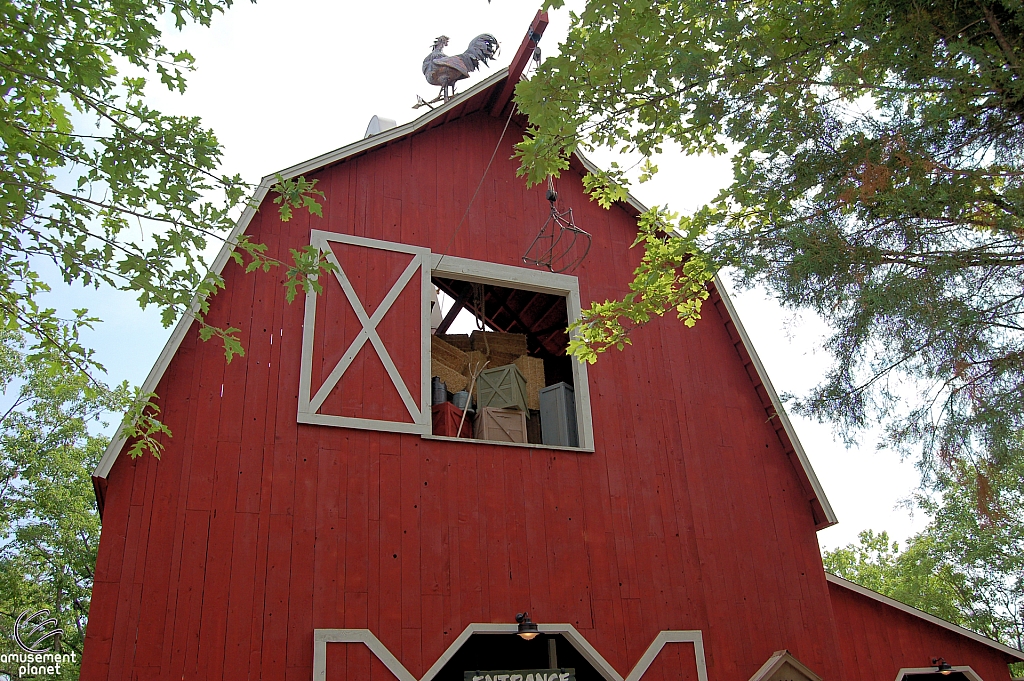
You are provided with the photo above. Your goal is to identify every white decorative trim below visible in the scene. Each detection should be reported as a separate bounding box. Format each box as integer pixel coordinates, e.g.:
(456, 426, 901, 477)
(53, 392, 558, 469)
(312, 625, 707, 681)
(421, 434, 594, 453)
(895, 666, 983, 681)
(747, 650, 821, 681)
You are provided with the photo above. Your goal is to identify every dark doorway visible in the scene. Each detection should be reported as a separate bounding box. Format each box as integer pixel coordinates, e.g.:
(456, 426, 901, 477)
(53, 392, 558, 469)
(905, 674, 971, 680)
(432, 634, 605, 681)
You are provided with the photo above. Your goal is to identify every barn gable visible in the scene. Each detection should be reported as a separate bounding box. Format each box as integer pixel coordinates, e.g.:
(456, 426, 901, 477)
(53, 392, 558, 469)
(91, 64, 835, 531)
(80, 21, 1020, 681)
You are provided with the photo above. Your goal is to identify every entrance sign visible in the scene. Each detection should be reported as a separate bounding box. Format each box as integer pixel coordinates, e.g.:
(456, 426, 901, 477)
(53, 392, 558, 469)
(466, 670, 575, 681)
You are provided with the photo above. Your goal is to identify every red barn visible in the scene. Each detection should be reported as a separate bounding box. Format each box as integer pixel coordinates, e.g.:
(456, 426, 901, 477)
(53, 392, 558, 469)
(82, 17, 1023, 681)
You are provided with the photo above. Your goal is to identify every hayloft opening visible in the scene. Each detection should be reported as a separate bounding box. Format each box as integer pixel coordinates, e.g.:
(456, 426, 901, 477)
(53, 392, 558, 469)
(428, 276, 581, 447)
(432, 633, 604, 681)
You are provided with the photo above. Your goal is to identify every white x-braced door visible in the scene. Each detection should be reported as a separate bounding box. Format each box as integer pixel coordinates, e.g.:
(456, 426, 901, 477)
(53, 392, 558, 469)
(298, 230, 431, 434)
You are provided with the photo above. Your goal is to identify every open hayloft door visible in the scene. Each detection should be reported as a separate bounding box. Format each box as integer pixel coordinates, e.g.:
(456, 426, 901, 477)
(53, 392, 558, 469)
(298, 230, 431, 434)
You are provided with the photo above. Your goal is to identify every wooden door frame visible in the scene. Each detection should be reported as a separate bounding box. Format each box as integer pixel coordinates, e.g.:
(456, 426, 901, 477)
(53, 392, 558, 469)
(312, 625, 707, 681)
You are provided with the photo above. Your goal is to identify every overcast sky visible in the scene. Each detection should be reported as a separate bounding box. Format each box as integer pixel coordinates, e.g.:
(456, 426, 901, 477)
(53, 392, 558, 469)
(47, 0, 927, 550)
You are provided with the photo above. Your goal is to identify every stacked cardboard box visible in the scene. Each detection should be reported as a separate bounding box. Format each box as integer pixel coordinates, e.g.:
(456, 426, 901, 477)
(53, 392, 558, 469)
(477, 364, 529, 415)
(464, 332, 533, 397)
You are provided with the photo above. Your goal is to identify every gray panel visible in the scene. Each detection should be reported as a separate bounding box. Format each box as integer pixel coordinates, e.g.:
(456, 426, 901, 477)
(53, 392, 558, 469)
(539, 382, 578, 447)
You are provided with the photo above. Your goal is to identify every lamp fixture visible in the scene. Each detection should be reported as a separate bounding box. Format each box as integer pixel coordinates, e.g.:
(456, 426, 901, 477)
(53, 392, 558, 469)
(516, 612, 539, 640)
(931, 658, 954, 675)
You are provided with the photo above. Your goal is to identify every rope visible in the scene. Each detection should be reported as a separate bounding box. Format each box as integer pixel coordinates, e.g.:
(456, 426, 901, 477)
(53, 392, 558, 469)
(435, 101, 519, 270)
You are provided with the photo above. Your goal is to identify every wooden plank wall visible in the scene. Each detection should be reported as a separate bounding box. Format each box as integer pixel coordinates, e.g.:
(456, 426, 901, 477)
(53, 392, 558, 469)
(828, 581, 1015, 680)
(79, 109, 1000, 681)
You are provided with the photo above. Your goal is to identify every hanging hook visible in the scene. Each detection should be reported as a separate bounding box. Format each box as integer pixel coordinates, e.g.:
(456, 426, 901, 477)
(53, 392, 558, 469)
(523, 176, 593, 274)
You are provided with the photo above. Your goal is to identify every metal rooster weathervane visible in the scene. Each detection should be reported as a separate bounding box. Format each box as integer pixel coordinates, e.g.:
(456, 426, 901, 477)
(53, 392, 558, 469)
(415, 33, 500, 109)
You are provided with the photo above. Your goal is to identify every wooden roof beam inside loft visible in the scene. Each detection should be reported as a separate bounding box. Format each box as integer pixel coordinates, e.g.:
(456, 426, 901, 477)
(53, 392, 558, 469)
(433, 278, 569, 359)
(436, 284, 473, 335)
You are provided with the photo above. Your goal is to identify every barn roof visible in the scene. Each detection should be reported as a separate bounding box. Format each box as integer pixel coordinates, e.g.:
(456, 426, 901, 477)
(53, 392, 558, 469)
(93, 63, 837, 529)
(827, 574, 1024, 660)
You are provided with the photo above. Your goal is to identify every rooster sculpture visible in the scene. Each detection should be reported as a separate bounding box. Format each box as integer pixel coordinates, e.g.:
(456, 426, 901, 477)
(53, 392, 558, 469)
(417, 34, 499, 108)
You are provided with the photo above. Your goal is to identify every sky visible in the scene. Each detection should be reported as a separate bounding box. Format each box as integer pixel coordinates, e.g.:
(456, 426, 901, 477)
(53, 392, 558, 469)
(48, 0, 927, 551)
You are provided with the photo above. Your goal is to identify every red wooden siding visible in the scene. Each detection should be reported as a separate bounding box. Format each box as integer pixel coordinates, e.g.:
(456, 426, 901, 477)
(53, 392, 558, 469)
(80, 104, 1016, 681)
(828, 580, 1015, 681)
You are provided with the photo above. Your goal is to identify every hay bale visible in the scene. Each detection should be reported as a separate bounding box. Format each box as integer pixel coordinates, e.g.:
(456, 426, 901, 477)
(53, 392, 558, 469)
(463, 351, 488, 401)
(514, 355, 546, 410)
(470, 330, 527, 357)
(463, 351, 488, 377)
(431, 334, 469, 372)
(431, 359, 469, 394)
(438, 333, 472, 351)
(489, 351, 520, 368)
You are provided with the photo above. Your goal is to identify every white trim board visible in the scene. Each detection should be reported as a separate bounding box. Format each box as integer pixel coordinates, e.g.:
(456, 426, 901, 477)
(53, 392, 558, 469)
(710, 274, 836, 526)
(580, 144, 837, 527)
(92, 178, 276, 479)
(421, 434, 595, 453)
(312, 625, 707, 681)
(895, 667, 983, 681)
(297, 231, 431, 434)
(272, 69, 509, 185)
(748, 650, 822, 681)
(827, 574, 1024, 661)
(575, 146, 837, 528)
(432, 254, 595, 451)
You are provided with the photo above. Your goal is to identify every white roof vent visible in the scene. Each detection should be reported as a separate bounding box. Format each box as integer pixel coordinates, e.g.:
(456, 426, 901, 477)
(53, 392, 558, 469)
(364, 115, 397, 139)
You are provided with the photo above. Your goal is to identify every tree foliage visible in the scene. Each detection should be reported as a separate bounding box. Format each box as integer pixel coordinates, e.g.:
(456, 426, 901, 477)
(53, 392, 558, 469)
(0, 335, 130, 679)
(1, 0, 328, 456)
(516, 0, 1024, 490)
(824, 468, 1023, 664)
(824, 530, 984, 631)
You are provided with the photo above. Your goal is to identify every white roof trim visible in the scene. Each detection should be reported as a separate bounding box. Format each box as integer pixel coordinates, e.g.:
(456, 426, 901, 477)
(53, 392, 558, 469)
(748, 650, 822, 681)
(93, 61, 840, 530)
(827, 573, 1024, 660)
(269, 68, 509, 185)
(575, 149, 837, 528)
(711, 273, 837, 526)
(93, 179, 274, 478)
(92, 70, 508, 479)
